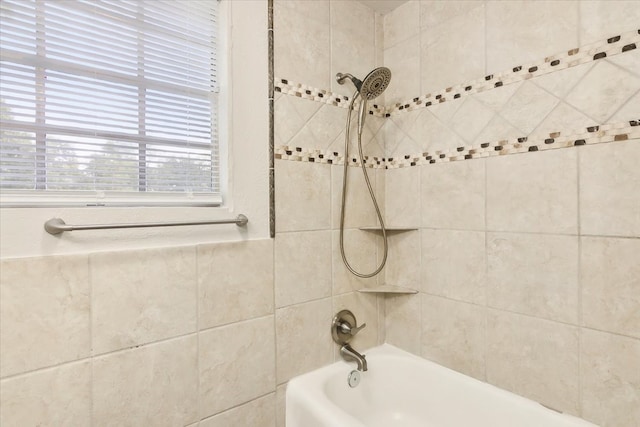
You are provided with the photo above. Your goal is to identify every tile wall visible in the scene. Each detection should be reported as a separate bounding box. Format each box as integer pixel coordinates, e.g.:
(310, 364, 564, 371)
(379, 2, 640, 427)
(273, 1, 639, 427)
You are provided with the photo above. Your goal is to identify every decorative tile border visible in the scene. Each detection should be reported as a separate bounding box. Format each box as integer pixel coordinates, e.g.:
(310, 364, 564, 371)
(274, 79, 386, 117)
(275, 120, 640, 169)
(274, 29, 640, 118)
(385, 29, 639, 116)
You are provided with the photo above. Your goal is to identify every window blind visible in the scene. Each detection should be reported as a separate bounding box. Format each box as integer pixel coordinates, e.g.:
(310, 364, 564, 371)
(0, 0, 221, 206)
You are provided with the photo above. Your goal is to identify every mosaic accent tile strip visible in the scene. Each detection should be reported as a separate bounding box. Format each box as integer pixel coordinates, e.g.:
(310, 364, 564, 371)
(275, 120, 639, 169)
(274, 78, 386, 117)
(274, 29, 640, 117)
(274, 146, 387, 169)
(385, 29, 640, 116)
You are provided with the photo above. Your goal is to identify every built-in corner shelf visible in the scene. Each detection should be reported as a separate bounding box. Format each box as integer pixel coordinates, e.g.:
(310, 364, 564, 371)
(359, 226, 418, 233)
(358, 284, 418, 295)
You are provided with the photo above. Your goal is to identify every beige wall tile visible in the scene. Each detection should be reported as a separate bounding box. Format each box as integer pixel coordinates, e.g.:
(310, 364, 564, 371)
(274, 0, 330, 89)
(276, 298, 333, 383)
(383, 230, 421, 287)
(276, 384, 287, 427)
(581, 329, 640, 427)
(421, 159, 485, 230)
(332, 163, 380, 229)
(422, 229, 486, 304)
(0, 255, 90, 377)
(486, 1, 579, 74)
(384, 294, 421, 355)
(0, 361, 91, 427)
(487, 232, 579, 323)
(332, 291, 379, 354)
(421, 295, 486, 380)
(580, 140, 640, 237)
(91, 246, 197, 354)
(93, 335, 198, 427)
(383, 35, 421, 103)
(579, 1, 640, 45)
(581, 236, 640, 339)
(331, 0, 377, 97)
(449, 97, 495, 144)
(332, 229, 378, 295)
(200, 317, 275, 418)
(275, 231, 331, 307)
(486, 148, 578, 234)
(200, 394, 276, 427)
(198, 239, 274, 329)
(498, 82, 560, 135)
(275, 160, 331, 232)
(420, 3, 485, 95)
(385, 166, 420, 227)
(419, 0, 484, 28)
(486, 310, 580, 415)
(384, 0, 420, 50)
(565, 60, 640, 123)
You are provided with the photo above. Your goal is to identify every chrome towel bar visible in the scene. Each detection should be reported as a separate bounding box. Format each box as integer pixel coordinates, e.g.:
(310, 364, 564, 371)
(44, 214, 249, 235)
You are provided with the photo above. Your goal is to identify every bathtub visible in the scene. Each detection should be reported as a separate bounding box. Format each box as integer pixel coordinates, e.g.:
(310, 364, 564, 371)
(286, 344, 597, 427)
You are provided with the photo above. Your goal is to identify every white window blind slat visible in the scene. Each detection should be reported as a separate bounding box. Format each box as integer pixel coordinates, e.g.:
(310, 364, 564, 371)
(0, 0, 220, 205)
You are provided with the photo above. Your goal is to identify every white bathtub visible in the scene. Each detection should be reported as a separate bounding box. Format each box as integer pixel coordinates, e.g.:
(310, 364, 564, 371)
(286, 344, 597, 427)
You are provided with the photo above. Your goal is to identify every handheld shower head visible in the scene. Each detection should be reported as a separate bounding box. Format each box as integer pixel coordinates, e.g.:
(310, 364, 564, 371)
(335, 67, 391, 100)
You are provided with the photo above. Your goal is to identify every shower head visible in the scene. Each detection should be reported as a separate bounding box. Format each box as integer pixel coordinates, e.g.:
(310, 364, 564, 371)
(336, 67, 392, 100)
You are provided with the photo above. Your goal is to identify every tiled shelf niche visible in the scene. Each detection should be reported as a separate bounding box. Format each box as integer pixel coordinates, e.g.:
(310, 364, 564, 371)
(358, 284, 418, 295)
(359, 226, 418, 233)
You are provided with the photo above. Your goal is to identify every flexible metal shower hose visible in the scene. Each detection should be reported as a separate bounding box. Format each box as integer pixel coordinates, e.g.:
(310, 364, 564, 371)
(339, 92, 388, 278)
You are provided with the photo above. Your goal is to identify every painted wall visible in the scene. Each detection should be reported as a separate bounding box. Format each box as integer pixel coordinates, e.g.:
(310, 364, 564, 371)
(381, 2, 640, 427)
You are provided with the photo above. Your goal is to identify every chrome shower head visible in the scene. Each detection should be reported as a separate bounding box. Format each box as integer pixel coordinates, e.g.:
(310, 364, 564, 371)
(360, 67, 391, 100)
(336, 67, 392, 100)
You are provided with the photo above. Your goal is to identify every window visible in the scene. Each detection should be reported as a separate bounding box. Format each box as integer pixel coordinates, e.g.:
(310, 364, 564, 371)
(0, 0, 221, 207)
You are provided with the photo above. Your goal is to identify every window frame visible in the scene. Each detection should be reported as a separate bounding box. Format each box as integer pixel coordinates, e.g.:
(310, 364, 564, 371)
(0, 0, 226, 208)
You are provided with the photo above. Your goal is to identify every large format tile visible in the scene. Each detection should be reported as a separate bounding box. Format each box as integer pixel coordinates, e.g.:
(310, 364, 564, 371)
(92, 336, 198, 427)
(382, 230, 421, 288)
(275, 160, 331, 232)
(198, 239, 274, 329)
(0, 361, 91, 426)
(332, 229, 378, 295)
(421, 229, 486, 304)
(383, 35, 420, 104)
(276, 298, 333, 383)
(384, 294, 421, 355)
(275, 230, 331, 307)
(565, 60, 640, 123)
(486, 1, 579, 74)
(0, 255, 90, 377)
(421, 295, 486, 380)
(200, 394, 276, 427)
(581, 329, 640, 427)
(385, 166, 420, 227)
(579, 1, 640, 44)
(91, 246, 197, 354)
(486, 310, 580, 415)
(487, 232, 579, 323)
(486, 148, 578, 234)
(274, 0, 330, 90)
(579, 140, 640, 237)
(420, 3, 485, 95)
(421, 159, 485, 230)
(332, 163, 380, 229)
(384, 0, 419, 49)
(498, 82, 559, 135)
(581, 237, 640, 339)
(330, 0, 376, 97)
(200, 316, 275, 418)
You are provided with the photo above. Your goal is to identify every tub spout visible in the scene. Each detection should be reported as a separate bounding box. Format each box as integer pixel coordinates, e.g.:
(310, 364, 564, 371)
(341, 344, 368, 371)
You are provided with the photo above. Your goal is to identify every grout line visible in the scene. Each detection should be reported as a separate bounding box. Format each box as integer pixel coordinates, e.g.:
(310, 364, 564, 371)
(199, 390, 276, 423)
(87, 255, 95, 427)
